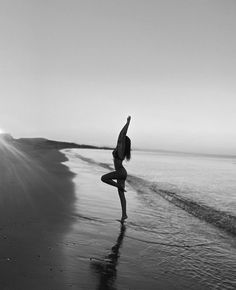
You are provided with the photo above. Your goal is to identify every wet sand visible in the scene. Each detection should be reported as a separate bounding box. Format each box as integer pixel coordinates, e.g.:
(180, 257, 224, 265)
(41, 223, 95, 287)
(62, 149, 236, 290)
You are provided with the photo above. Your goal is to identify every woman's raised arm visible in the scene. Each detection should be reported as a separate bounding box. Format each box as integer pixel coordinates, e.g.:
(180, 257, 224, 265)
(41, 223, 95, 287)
(116, 116, 131, 158)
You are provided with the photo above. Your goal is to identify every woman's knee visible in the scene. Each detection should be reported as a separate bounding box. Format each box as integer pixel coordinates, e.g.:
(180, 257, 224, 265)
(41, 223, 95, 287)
(101, 174, 107, 182)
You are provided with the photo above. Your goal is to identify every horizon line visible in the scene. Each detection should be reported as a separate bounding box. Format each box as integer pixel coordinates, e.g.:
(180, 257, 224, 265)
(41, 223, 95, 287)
(1, 133, 236, 159)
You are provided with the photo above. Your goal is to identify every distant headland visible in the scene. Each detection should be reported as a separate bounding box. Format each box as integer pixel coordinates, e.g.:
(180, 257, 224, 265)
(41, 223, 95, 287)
(0, 133, 112, 150)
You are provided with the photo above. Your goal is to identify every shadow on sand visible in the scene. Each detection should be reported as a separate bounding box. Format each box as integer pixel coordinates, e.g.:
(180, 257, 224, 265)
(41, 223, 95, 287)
(90, 224, 126, 290)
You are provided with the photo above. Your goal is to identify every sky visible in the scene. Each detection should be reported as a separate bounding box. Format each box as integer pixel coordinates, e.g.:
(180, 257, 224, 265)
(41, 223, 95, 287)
(1, 0, 236, 154)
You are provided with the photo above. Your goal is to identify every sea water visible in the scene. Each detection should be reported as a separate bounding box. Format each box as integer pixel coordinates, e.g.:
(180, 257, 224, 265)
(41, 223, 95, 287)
(63, 148, 236, 290)
(71, 149, 236, 215)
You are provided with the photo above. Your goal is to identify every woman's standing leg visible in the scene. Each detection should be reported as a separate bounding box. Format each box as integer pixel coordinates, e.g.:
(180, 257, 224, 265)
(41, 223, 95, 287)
(117, 179, 127, 221)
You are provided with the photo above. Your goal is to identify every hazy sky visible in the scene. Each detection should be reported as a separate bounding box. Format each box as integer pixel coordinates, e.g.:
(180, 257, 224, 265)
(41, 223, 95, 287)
(1, 0, 236, 154)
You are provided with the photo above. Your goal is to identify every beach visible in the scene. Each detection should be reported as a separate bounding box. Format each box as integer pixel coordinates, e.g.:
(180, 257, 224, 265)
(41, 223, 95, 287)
(2, 0, 236, 288)
(0, 139, 236, 290)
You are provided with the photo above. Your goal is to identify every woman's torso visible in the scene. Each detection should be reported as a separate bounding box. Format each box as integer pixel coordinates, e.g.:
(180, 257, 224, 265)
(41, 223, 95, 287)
(112, 149, 124, 170)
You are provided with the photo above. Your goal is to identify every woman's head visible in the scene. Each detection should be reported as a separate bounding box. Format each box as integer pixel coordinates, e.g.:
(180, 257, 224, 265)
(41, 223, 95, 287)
(125, 136, 131, 161)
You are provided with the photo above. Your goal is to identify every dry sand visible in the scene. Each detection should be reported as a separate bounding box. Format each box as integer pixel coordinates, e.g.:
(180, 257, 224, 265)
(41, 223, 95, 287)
(0, 140, 77, 289)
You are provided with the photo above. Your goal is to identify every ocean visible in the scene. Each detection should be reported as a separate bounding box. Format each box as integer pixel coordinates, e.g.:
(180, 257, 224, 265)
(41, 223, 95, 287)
(63, 148, 236, 290)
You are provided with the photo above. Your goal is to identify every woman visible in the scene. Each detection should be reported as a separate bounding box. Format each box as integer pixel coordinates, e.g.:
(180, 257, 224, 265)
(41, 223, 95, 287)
(101, 116, 131, 222)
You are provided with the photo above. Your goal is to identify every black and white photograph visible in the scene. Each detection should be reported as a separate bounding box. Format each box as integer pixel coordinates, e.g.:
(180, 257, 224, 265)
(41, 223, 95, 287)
(0, 1, 236, 289)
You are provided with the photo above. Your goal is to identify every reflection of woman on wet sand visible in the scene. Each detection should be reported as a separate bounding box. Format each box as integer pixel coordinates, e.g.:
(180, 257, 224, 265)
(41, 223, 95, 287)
(101, 116, 131, 222)
(90, 224, 126, 290)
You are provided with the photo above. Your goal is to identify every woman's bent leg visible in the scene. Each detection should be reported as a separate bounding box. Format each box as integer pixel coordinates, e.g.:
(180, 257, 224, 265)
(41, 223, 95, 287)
(101, 171, 126, 191)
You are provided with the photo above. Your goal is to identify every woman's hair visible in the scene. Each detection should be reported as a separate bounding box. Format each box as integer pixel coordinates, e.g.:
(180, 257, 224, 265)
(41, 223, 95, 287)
(125, 136, 131, 161)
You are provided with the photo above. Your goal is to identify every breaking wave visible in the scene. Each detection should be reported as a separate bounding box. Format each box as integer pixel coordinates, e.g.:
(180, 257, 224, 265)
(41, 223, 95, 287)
(127, 175, 236, 236)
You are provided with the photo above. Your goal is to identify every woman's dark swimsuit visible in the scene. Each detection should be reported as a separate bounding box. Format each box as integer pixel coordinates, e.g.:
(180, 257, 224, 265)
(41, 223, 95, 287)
(112, 149, 122, 160)
(112, 149, 127, 179)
